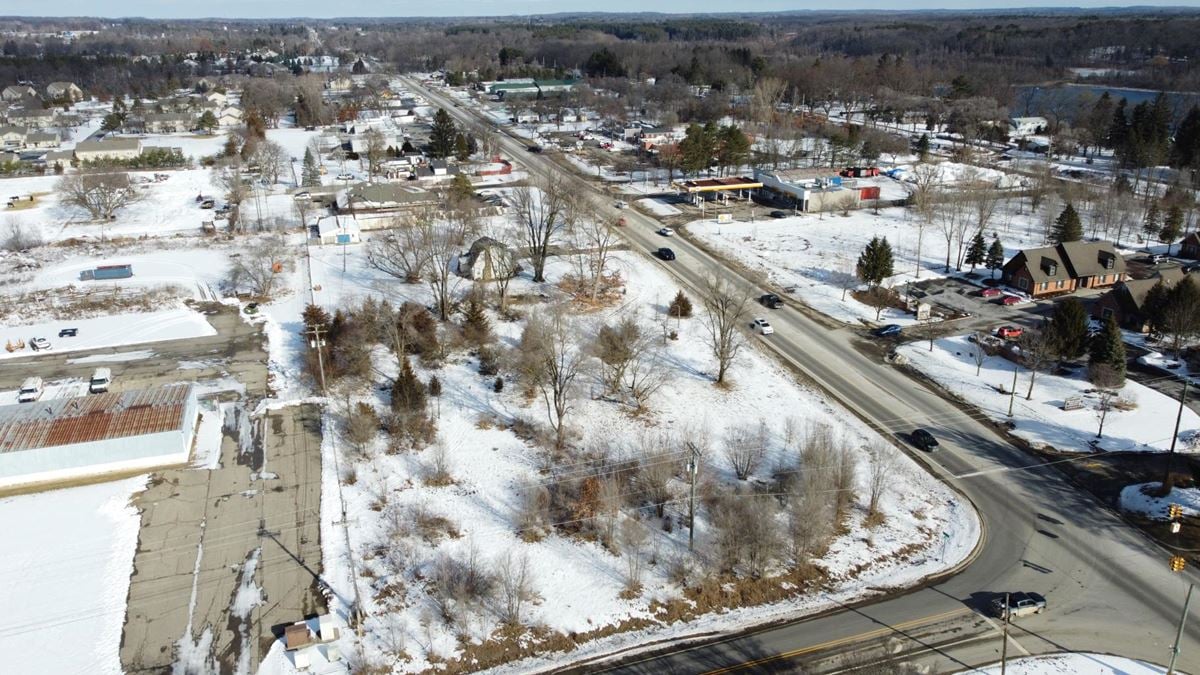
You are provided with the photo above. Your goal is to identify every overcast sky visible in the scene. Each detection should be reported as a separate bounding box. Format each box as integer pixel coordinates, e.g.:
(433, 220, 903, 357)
(5, 1, 1200, 19)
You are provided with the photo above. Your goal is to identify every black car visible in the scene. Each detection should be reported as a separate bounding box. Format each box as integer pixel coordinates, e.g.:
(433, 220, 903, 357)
(527, 145, 543, 154)
(58, 328, 78, 338)
(656, 247, 676, 261)
(911, 428, 939, 451)
(873, 324, 902, 338)
(760, 293, 784, 309)
(769, 210, 789, 219)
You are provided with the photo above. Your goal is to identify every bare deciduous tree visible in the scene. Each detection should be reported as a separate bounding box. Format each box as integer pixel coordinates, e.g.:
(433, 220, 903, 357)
(725, 420, 769, 481)
(513, 176, 573, 283)
(619, 517, 649, 592)
(520, 308, 587, 451)
(2, 217, 43, 251)
(367, 211, 435, 284)
(57, 171, 142, 222)
(212, 165, 251, 231)
(497, 548, 537, 626)
(363, 127, 387, 181)
(700, 276, 752, 384)
(573, 205, 621, 302)
(1019, 328, 1055, 401)
(252, 140, 287, 186)
(867, 444, 897, 519)
(972, 332, 988, 376)
(710, 488, 784, 579)
(226, 235, 292, 298)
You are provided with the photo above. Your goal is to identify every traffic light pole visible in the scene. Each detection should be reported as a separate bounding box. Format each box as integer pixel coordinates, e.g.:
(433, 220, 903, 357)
(1162, 380, 1189, 494)
(1000, 592, 1010, 675)
(1168, 583, 1194, 675)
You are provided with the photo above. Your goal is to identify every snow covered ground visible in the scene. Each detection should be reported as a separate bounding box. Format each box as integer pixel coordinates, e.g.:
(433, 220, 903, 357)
(972, 652, 1168, 674)
(245, 214, 980, 672)
(1120, 482, 1200, 520)
(0, 307, 216, 360)
(899, 335, 1200, 453)
(636, 197, 682, 217)
(0, 476, 147, 675)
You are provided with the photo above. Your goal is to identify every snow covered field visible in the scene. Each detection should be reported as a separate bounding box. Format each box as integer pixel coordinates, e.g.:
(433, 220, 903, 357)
(0, 307, 216, 360)
(0, 476, 147, 675)
(899, 335, 1200, 453)
(244, 216, 980, 672)
(973, 652, 1168, 674)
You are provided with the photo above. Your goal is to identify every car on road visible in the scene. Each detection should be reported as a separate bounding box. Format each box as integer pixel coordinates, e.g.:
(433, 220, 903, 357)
(30, 337, 51, 351)
(199, 198, 215, 209)
(58, 328, 78, 338)
(752, 318, 775, 335)
(656, 247, 676, 261)
(873, 324, 902, 338)
(760, 293, 784, 309)
(336, 172, 354, 181)
(18, 377, 44, 403)
(1150, 253, 1168, 264)
(615, 200, 628, 209)
(657, 227, 674, 237)
(1000, 295, 1025, 306)
(991, 592, 1046, 620)
(996, 325, 1024, 340)
(768, 210, 789, 219)
(910, 428, 939, 451)
(527, 145, 543, 154)
(293, 191, 312, 201)
(979, 287, 1002, 298)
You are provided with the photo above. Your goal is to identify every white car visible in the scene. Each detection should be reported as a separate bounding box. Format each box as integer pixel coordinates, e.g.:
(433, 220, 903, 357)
(614, 200, 628, 209)
(752, 318, 774, 335)
(30, 337, 51, 351)
(336, 173, 354, 181)
(657, 227, 674, 237)
(293, 191, 312, 201)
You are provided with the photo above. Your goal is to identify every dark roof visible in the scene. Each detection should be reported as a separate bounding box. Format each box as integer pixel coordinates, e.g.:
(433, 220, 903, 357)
(1005, 246, 1071, 284)
(0, 384, 192, 453)
(1057, 240, 1125, 278)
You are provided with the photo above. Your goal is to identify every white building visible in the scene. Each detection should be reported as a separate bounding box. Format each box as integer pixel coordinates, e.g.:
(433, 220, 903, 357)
(315, 217, 362, 245)
(75, 137, 143, 162)
(0, 384, 198, 488)
(754, 168, 860, 213)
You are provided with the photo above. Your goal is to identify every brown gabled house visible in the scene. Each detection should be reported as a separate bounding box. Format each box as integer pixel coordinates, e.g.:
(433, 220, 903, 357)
(1092, 267, 1200, 332)
(1002, 241, 1126, 298)
(1179, 232, 1200, 259)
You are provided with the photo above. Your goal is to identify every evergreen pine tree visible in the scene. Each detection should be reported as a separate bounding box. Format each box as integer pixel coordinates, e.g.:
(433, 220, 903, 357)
(668, 290, 693, 318)
(429, 108, 458, 159)
(916, 133, 931, 161)
(392, 356, 427, 413)
(1049, 297, 1090, 358)
(986, 236, 1006, 279)
(1143, 202, 1161, 244)
(1088, 314, 1127, 385)
(1051, 204, 1083, 243)
(1161, 205, 1184, 254)
(1142, 280, 1171, 333)
(454, 132, 471, 161)
(302, 148, 321, 187)
(461, 292, 493, 347)
(965, 232, 987, 271)
(856, 236, 894, 286)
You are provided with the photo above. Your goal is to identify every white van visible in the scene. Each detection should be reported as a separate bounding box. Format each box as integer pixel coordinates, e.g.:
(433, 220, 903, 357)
(89, 368, 112, 394)
(18, 377, 43, 403)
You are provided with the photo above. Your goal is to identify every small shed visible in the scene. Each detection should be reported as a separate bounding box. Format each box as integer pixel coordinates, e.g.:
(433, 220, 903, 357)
(459, 236, 518, 281)
(315, 218, 362, 246)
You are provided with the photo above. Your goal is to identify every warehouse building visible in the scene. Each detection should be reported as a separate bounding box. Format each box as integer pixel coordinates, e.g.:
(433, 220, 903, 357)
(0, 384, 197, 488)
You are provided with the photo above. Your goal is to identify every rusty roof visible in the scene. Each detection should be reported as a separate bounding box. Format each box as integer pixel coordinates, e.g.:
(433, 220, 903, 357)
(0, 384, 193, 454)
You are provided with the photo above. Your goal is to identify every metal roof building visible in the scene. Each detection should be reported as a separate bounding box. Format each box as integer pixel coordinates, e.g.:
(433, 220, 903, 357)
(0, 384, 197, 488)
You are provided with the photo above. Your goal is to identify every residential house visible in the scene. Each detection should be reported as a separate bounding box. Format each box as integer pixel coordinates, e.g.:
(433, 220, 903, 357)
(24, 131, 59, 149)
(314, 217, 362, 245)
(1179, 232, 1200, 259)
(0, 126, 27, 150)
(8, 107, 55, 129)
(1, 85, 37, 102)
(1001, 240, 1126, 297)
(217, 106, 242, 128)
(335, 183, 438, 213)
(75, 138, 143, 162)
(143, 112, 195, 134)
(326, 75, 355, 93)
(1092, 267, 1200, 332)
(1009, 116, 1048, 137)
(201, 90, 227, 106)
(43, 149, 74, 168)
(45, 82, 84, 102)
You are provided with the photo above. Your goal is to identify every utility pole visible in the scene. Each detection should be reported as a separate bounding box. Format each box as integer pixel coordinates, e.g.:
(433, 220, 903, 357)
(1163, 380, 1189, 494)
(1000, 592, 1010, 675)
(1169, 583, 1194, 675)
(686, 442, 701, 552)
(305, 324, 328, 395)
(1008, 365, 1019, 417)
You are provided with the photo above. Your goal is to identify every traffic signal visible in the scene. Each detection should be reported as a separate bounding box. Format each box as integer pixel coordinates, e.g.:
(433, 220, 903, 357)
(1169, 504, 1184, 521)
(1171, 556, 1187, 572)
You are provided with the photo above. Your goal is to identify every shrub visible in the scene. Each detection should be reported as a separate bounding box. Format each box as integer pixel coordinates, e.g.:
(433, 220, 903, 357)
(478, 347, 500, 376)
(494, 376, 504, 393)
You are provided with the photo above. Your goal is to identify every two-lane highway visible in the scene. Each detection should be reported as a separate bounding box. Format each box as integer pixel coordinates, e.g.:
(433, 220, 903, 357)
(405, 76, 1200, 673)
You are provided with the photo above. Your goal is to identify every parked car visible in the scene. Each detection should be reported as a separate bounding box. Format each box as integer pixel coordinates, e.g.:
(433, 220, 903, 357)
(910, 428, 939, 451)
(1150, 253, 1168, 264)
(874, 324, 902, 338)
(979, 287, 1002, 298)
(18, 377, 44, 403)
(615, 200, 628, 209)
(293, 191, 312, 201)
(991, 592, 1046, 620)
(769, 210, 789, 219)
(1000, 295, 1025, 306)
(760, 293, 784, 309)
(657, 227, 674, 237)
(996, 325, 1024, 340)
(656, 247, 676, 261)
(199, 199, 215, 209)
(30, 337, 51, 351)
(752, 318, 775, 335)
(89, 368, 112, 394)
(58, 328, 78, 337)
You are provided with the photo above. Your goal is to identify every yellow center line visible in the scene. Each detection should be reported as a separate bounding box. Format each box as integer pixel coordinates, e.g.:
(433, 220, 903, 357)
(700, 607, 974, 674)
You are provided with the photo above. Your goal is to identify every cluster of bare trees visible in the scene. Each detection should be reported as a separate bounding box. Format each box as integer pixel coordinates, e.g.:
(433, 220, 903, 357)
(224, 235, 292, 298)
(366, 208, 479, 320)
(591, 316, 667, 410)
(56, 171, 142, 224)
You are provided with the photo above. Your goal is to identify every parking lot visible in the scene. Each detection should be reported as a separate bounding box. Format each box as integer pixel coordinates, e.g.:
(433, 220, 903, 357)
(0, 303, 324, 672)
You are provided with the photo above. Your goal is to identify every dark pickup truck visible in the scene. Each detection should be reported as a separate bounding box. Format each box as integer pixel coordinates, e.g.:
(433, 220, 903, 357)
(760, 293, 784, 309)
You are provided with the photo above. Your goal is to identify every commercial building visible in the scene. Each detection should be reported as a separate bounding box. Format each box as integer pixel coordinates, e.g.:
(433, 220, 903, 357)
(1001, 240, 1126, 297)
(754, 168, 860, 213)
(0, 384, 198, 488)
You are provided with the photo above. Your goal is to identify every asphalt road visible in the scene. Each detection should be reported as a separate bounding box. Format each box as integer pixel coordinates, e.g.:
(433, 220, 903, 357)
(407, 78, 1200, 673)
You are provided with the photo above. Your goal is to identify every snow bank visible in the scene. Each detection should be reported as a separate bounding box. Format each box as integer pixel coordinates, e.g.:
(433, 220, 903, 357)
(974, 652, 1167, 674)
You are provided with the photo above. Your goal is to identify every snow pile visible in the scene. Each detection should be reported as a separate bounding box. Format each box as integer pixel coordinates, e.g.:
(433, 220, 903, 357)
(1119, 482, 1200, 520)
(975, 652, 1167, 674)
(0, 476, 147, 675)
(899, 335, 1200, 453)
